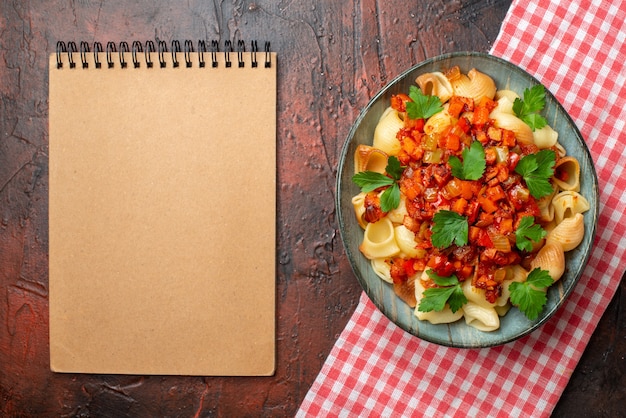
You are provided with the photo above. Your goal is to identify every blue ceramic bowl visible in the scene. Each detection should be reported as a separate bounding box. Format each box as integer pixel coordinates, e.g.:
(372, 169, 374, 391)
(336, 52, 599, 348)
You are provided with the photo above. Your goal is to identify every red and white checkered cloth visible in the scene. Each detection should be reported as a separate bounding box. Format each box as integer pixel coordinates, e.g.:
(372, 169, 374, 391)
(298, 0, 626, 416)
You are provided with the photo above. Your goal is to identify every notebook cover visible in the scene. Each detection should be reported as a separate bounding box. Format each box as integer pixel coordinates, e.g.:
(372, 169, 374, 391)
(48, 49, 276, 376)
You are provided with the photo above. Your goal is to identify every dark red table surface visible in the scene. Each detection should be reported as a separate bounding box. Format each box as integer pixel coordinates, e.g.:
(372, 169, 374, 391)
(1, 1, 624, 416)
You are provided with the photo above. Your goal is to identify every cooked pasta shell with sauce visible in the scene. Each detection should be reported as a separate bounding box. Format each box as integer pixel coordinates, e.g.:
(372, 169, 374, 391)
(359, 217, 401, 259)
(416, 71, 454, 103)
(462, 279, 496, 308)
(394, 225, 420, 258)
(386, 198, 408, 224)
(351, 192, 368, 229)
(533, 125, 559, 149)
(424, 104, 453, 135)
(491, 96, 516, 115)
(553, 156, 581, 192)
(494, 304, 511, 317)
(415, 306, 464, 324)
(371, 258, 393, 284)
(547, 213, 585, 251)
(449, 68, 497, 103)
(373, 107, 404, 155)
(496, 265, 527, 307)
(554, 142, 567, 158)
(552, 191, 590, 224)
(414, 277, 464, 324)
(354, 144, 388, 174)
(530, 241, 565, 281)
(463, 302, 500, 332)
(537, 184, 559, 223)
(491, 111, 535, 145)
(495, 89, 519, 103)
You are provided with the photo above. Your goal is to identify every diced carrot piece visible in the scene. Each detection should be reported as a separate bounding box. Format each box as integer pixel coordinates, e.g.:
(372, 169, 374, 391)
(477, 96, 498, 112)
(459, 180, 474, 200)
(473, 105, 490, 126)
(448, 96, 466, 119)
(457, 116, 471, 134)
(451, 197, 468, 215)
(487, 126, 502, 143)
(499, 218, 514, 235)
(486, 185, 506, 202)
(502, 129, 516, 147)
(391, 93, 411, 112)
(479, 196, 499, 213)
(445, 133, 461, 151)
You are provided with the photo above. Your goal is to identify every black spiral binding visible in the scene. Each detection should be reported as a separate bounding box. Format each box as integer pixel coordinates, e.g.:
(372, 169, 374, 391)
(56, 40, 272, 69)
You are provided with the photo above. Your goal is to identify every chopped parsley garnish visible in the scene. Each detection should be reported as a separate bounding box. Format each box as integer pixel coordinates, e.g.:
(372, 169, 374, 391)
(448, 140, 486, 181)
(406, 85, 444, 120)
(431, 210, 468, 248)
(514, 149, 556, 199)
(515, 216, 547, 252)
(352, 156, 404, 212)
(418, 270, 468, 313)
(509, 268, 554, 320)
(512, 84, 548, 131)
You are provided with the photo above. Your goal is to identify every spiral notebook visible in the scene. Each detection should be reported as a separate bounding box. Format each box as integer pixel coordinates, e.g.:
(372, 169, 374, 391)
(48, 40, 276, 376)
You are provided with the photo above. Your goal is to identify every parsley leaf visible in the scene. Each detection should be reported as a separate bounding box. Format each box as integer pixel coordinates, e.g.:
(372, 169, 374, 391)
(418, 270, 468, 313)
(352, 156, 404, 212)
(406, 85, 444, 120)
(380, 183, 400, 212)
(509, 268, 554, 320)
(431, 210, 468, 248)
(352, 171, 394, 192)
(385, 155, 404, 180)
(448, 141, 486, 180)
(515, 216, 547, 252)
(512, 84, 548, 131)
(514, 149, 555, 199)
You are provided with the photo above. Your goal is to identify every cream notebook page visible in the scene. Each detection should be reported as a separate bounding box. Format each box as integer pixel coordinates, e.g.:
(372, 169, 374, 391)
(49, 41, 276, 376)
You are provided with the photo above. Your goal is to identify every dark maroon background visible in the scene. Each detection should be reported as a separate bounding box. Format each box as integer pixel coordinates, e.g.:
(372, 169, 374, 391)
(1, 0, 623, 416)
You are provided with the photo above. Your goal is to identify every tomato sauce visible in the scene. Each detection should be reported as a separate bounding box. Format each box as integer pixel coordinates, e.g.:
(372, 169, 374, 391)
(387, 95, 543, 303)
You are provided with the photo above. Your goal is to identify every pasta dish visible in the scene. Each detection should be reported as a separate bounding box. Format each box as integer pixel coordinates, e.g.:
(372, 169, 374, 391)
(351, 66, 589, 331)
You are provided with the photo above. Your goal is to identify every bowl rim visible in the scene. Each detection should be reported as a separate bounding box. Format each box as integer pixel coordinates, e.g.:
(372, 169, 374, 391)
(335, 51, 599, 348)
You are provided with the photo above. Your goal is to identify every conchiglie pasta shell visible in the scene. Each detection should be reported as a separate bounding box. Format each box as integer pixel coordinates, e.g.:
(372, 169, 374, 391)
(351, 192, 368, 229)
(552, 156, 580, 192)
(533, 125, 559, 149)
(394, 225, 420, 258)
(491, 112, 535, 145)
(359, 217, 401, 259)
(371, 258, 393, 283)
(424, 104, 453, 135)
(416, 71, 454, 103)
(547, 212, 585, 251)
(494, 304, 512, 316)
(386, 197, 408, 224)
(463, 302, 500, 332)
(495, 89, 520, 103)
(491, 95, 515, 115)
(462, 278, 496, 308)
(416, 307, 464, 324)
(450, 68, 497, 103)
(552, 191, 590, 224)
(530, 241, 565, 281)
(354, 144, 389, 174)
(373, 107, 404, 156)
(537, 183, 559, 223)
(554, 142, 567, 158)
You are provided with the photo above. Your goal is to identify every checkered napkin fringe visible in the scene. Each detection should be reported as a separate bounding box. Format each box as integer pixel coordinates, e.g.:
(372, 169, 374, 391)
(298, 0, 626, 416)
